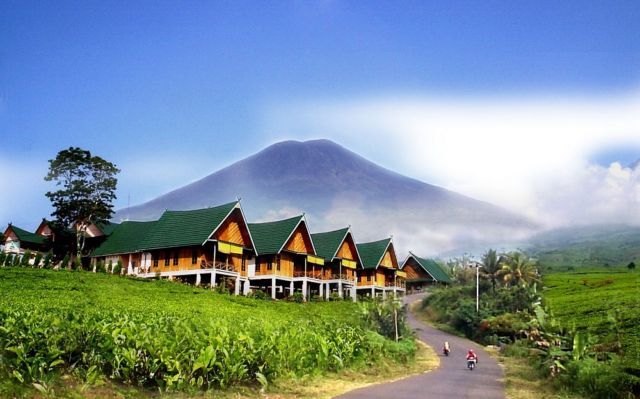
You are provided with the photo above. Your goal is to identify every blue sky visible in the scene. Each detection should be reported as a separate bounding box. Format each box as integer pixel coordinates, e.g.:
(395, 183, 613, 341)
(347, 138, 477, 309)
(1, 1, 639, 231)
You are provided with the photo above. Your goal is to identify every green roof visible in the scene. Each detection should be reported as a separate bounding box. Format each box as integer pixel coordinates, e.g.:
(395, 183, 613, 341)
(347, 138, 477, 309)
(8, 225, 45, 245)
(248, 215, 310, 255)
(138, 202, 238, 251)
(311, 228, 350, 260)
(91, 221, 157, 257)
(405, 254, 452, 283)
(96, 222, 120, 236)
(356, 238, 391, 269)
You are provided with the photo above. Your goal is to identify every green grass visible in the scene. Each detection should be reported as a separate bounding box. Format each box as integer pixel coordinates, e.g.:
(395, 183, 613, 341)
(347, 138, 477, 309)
(0, 267, 415, 397)
(542, 268, 640, 372)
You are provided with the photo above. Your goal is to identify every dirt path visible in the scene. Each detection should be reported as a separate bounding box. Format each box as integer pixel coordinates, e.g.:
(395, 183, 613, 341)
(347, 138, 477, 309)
(336, 293, 505, 398)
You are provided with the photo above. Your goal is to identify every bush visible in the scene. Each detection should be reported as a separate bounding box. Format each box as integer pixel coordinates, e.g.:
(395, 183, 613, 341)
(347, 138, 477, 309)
(12, 253, 21, 267)
(42, 252, 53, 269)
(360, 298, 412, 341)
(247, 289, 270, 300)
(61, 254, 70, 270)
(112, 260, 122, 275)
(287, 292, 305, 303)
(329, 292, 344, 302)
(95, 260, 106, 273)
(562, 358, 637, 399)
(0, 252, 6, 267)
(32, 253, 43, 269)
(71, 257, 82, 271)
(20, 250, 31, 267)
(107, 260, 113, 273)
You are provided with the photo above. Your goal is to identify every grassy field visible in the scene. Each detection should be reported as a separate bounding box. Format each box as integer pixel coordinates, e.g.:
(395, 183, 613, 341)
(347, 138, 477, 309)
(542, 268, 640, 373)
(0, 268, 418, 397)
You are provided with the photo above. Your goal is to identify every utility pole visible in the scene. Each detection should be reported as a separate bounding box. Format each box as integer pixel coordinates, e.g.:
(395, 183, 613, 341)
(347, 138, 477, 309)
(467, 261, 483, 313)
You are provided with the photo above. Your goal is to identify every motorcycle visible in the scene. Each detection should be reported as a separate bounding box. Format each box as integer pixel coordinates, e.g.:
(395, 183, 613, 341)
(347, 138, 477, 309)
(467, 358, 477, 370)
(442, 347, 450, 356)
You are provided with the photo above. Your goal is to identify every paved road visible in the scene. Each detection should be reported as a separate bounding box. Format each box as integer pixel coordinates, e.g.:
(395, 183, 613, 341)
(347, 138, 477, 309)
(337, 294, 505, 399)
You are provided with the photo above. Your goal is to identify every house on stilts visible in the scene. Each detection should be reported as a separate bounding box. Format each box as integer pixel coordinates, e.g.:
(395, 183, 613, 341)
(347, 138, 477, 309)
(247, 215, 324, 300)
(311, 227, 362, 301)
(355, 238, 406, 298)
(400, 252, 452, 292)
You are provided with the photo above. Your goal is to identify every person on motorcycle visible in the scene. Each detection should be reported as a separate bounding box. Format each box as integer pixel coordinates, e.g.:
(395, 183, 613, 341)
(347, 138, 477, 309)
(443, 341, 450, 356)
(466, 349, 478, 369)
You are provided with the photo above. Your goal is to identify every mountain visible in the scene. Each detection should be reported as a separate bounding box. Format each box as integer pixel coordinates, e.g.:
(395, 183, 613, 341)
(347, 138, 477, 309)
(115, 139, 536, 254)
(524, 224, 640, 269)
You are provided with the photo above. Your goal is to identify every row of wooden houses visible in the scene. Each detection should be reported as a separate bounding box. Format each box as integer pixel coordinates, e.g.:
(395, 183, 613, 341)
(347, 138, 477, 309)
(2, 201, 451, 300)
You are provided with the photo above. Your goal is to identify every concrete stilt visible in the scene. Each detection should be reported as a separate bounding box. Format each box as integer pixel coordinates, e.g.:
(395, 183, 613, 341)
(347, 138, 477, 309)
(382, 289, 387, 300)
(325, 283, 330, 300)
(195, 273, 201, 286)
(234, 276, 240, 295)
(271, 277, 276, 299)
(211, 270, 217, 288)
(338, 280, 343, 298)
(302, 279, 308, 301)
(371, 287, 375, 297)
(289, 280, 294, 296)
(243, 280, 250, 296)
(319, 281, 323, 297)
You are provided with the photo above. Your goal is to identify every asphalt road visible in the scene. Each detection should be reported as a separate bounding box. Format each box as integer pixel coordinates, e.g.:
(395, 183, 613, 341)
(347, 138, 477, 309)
(336, 294, 505, 399)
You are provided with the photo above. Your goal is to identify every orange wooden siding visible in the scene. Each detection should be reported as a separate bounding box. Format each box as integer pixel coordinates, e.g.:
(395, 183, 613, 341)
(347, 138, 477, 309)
(284, 224, 314, 254)
(336, 237, 357, 261)
(380, 246, 399, 269)
(403, 259, 430, 280)
(214, 209, 252, 247)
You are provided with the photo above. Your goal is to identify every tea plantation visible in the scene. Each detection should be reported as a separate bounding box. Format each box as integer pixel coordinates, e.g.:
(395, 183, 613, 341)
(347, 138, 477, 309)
(0, 268, 414, 395)
(542, 269, 640, 375)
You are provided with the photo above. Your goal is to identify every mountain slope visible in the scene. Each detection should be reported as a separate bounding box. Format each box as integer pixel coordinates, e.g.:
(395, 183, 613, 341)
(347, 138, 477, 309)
(115, 139, 535, 253)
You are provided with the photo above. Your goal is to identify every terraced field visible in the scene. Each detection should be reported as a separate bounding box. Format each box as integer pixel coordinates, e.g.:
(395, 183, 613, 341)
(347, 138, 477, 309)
(542, 269, 640, 372)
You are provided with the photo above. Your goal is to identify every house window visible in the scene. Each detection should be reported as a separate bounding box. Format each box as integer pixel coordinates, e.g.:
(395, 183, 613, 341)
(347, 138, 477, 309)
(164, 251, 170, 266)
(267, 258, 273, 271)
(367, 275, 371, 282)
(276, 258, 280, 271)
(241, 256, 246, 272)
(153, 253, 159, 267)
(191, 249, 198, 265)
(256, 262, 261, 272)
(173, 251, 179, 266)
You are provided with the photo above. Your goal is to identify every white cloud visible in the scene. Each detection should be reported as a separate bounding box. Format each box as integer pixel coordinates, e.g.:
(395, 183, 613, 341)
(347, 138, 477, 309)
(265, 90, 640, 227)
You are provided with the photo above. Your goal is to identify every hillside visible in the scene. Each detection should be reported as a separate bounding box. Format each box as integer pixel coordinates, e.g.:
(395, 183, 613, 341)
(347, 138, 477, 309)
(0, 268, 415, 397)
(525, 224, 640, 269)
(115, 139, 535, 254)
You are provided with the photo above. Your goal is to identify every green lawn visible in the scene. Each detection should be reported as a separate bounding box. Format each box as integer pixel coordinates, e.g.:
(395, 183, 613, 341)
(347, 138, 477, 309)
(542, 268, 640, 372)
(0, 268, 414, 397)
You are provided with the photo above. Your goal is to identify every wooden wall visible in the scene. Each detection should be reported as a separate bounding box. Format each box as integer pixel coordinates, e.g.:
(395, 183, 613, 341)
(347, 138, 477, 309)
(284, 223, 314, 254)
(214, 209, 252, 247)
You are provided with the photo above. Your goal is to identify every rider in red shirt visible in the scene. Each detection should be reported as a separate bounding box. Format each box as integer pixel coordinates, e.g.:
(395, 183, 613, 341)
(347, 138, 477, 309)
(466, 349, 478, 362)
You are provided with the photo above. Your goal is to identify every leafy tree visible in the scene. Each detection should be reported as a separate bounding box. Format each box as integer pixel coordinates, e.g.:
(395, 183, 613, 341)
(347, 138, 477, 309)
(502, 252, 539, 287)
(44, 147, 120, 259)
(43, 252, 53, 269)
(628, 262, 636, 271)
(480, 249, 507, 294)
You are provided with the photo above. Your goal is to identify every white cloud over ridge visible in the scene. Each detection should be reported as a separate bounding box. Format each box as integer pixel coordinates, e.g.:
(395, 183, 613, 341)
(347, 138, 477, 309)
(266, 90, 640, 228)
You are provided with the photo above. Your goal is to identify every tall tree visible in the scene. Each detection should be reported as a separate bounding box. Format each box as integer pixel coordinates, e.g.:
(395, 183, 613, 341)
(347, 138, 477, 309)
(480, 249, 506, 294)
(502, 252, 539, 287)
(45, 147, 120, 260)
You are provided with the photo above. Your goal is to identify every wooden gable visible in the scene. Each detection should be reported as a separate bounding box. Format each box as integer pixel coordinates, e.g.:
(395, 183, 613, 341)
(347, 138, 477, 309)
(214, 208, 252, 248)
(284, 222, 314, 254)
(404, 258, 432, 280)
(4, 227, 18, 242)
(379, 243, 399, 269)
(35, 221, 53, 237)
(336, 232, 358, 261)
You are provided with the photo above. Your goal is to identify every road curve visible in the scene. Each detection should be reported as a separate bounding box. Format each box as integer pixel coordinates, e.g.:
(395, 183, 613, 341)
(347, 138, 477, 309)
(336, 293, 505, 399)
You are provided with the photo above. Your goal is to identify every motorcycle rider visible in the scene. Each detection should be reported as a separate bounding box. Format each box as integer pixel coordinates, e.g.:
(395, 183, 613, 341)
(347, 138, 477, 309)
(443, 341, 450, 356)
(466, 349, 478, 368)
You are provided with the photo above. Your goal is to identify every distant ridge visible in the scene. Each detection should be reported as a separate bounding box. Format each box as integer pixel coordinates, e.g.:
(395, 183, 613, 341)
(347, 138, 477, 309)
(115, 139, 536, 253)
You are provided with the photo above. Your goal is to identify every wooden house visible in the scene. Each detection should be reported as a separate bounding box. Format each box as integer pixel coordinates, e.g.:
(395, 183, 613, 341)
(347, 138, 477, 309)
(311, 227, 362, 301)
(2, 223, 47, 256)
(247, 215, 321, 299)
(91, 220, 157, 273)
(355, 238, 406, 298)
(400, 252, 451, 292)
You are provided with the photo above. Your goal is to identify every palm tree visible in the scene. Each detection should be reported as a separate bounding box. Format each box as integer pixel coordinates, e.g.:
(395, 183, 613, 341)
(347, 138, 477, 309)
(502, 252, 539, 287)
(480, 249, 506, 294)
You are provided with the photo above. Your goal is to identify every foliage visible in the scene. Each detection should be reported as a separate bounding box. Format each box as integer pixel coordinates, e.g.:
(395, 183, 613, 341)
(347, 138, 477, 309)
(95, 260, 106, 273)
(247, 289, 271, 300)
(112, 260, 122, 275)
(0, 268, 414, 394)
(627, 261, 635, 270)
(501, 252, 539, 287)
(20, 250, 31, 267)
(60, 254, 70, 270)
(286, 292, 305, 303)
(32, 253, 43, 268)
(44, 147, 120, 258)
(0, 252, 6, 267)
(360, 298, 412, 342)
(481, 248, 506, 294)
(42, 252, 53, 269)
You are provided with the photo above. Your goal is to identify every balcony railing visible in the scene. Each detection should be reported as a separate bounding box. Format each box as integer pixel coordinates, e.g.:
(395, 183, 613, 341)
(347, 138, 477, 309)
(201, 261, 236, 272)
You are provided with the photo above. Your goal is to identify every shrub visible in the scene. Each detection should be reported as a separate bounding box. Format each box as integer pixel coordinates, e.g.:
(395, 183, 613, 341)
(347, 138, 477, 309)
(112, 260, 122, 275)
(329, 292, 343, 302)
(287, 292, 305, 303)
(72, 257, 82, 271)
(42, 252, 53, 269)
(0, 252, 6, 267)
(360, 298, 412, 341)
(12, 253, 21, 267)
(562, 358, 637, 399)
(247, 289, 270, 300)
(95, 260, 106, 273)
(31, 253, 43, 268)
(61, 254, 70, 270)
(20, 250, 31, 267)
(107, 260, 113, 273)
